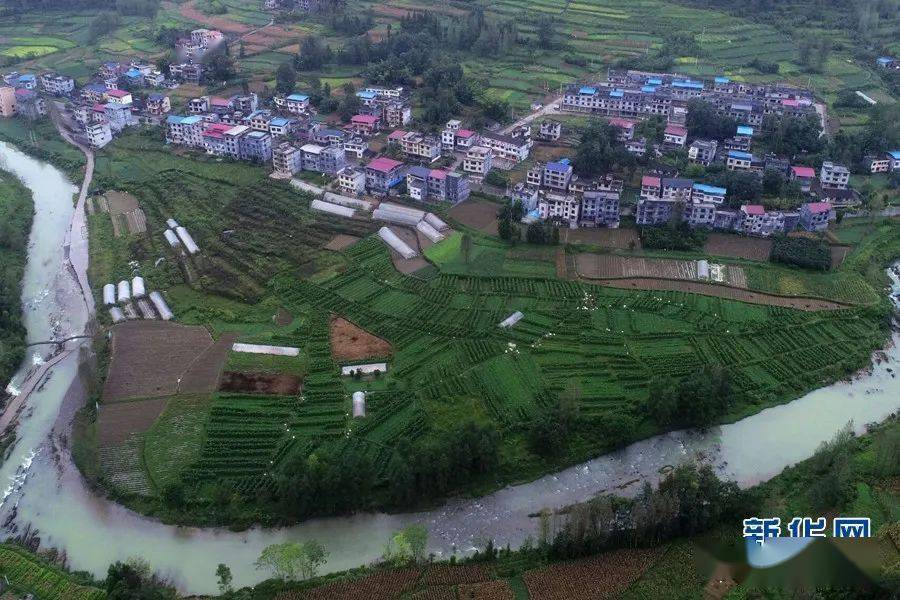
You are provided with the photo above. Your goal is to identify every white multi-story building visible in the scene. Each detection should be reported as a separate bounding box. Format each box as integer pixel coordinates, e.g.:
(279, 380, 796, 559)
(538, 192, 580, 227)
(820, 161, 850, 189)
(462, 146, 493, 176)
(40, 72, 75, 96)
(85, 121, 113, 148)
(338, 166, 367, 195)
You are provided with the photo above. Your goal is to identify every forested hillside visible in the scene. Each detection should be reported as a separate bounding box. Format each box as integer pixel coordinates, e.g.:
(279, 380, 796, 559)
(0, 171, 33, 391)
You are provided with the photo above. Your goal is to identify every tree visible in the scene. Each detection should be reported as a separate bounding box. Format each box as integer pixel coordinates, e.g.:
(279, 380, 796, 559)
(105, 557, 174, 600)
(644, 366, 733, 428)
(275, 61, 297, 94)
(535, 14, 556, 49)
(383, 524, 429, 564)
(255, 541, 328, 581)
(296, 36, 332, 70)
(202, 46, 235, 82)
(87, 11, 121, 43)
(460, 233, 473, 265)
(573, 120, 631, 177)
(215, 564, 233, 595)
(337, 83, 361, 121)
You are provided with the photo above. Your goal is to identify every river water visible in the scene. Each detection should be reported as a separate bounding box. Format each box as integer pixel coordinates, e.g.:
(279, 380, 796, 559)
(0, 142, 898, 595)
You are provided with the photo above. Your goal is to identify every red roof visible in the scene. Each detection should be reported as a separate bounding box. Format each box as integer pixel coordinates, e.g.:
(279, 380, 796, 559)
(743, 205, 765, 216)
(805, 202, 831, 214)
(641, 175, 661, 187)
(665, 124, 687, 137)
(351, 114, 379, 125)
(456, 129, 476, 138)
(210, 97, 230, 106)
(107, 89, 129, 98)
(782, 98, 800, 107)
(608, 118, 635, 129)
(202, 123, 232, 139)
(367, 157, 404, 173)
(388, 129, 407, 140)
(92, 103, 106, 112)
(791, 165, 815, 178)
(429, 169, 448, 180)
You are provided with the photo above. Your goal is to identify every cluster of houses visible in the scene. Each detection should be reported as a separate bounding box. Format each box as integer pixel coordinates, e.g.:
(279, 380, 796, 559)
(637, 174, 835, 236)
(563, 70, 817, 129)
(876, 56, 899, 70)
(0, 72, 54, 120)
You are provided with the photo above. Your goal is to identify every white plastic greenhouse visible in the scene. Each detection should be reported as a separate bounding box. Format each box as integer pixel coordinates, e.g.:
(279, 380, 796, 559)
(498, 311, 524, 328)
(310, 199, 356, 218)
(372, 202, 425, 227)
(117, 280, 131, 303)
(109, 307, 125, 323)
(323, 192, 372, 212)
(131, 276, 146, 298)
(166, 218, 179, 229)
(416, 220, 444, 243)
(163, 229, 180, 247)
(103, 283, 116, 306)
(378, 227, 418, 259)
(175, 226, 200, 254)
(149, 291, 174, 320)
(352, 391, 366, 418)
(424, 213, 449, 231)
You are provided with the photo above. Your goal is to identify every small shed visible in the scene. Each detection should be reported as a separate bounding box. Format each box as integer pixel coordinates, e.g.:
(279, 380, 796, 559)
(696, 260, 710, 280)
(117, 280, 131, 303)
(498, 311, 524, 328)
(175, 226, 200, 254)
(163, 229, 180, 247)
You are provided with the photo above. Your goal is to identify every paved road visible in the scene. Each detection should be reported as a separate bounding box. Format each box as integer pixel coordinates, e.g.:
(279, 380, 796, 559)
(500, 94, 563, 135)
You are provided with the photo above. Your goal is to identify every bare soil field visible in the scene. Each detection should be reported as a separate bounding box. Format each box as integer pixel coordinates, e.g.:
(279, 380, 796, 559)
(287, 568, 420, 600)
(178, 332, 238, 394)
(102, 321, 214, 402)
(389, 226, 430, 274)
(275, 307, 294, 326)
(560, 227, 641, 250)
(576, 253, 748, 287)
(704, 233, 772, 261)
(458, 581, 516, 600)
(423, 565, 490, 585)
(600, 278, 846, 310)
(178, 0, 251, 33)
(105, 190, 147, 236)
(97, 397, 168, 446)
(219, 371, 301, 395)
(330, 316, 393, 362)
(523, 548, 662, 600)
(448, 200, 499, 236)
(323, 234, 361, 251)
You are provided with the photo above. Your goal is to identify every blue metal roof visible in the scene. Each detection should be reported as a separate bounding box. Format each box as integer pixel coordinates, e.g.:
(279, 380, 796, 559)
(877, 57, 894, 63)
(579, 86, 597, 95)
(355, 91, 376, 99)
(17, 74, 35, 81)
(728, 150, 753, 160)
(609, 89, 624, 98)
(647, 78, 662, 85)
(182, 115, 202, 124)
(736, 125, 754, 136)
(269, 117, 291, 126)
(714, 76, 730, 84)
(166, 115, 186, 124)
(558, 158, 570, 165)
(888, 150, 900, 159)
(125, 68, 143, 77)
(673, 80, 704, 90)
(693, 183, 727, 196)
(641, 85, 657, 93)
(287, 93, 310, 101)
(545, 161, 572, 172)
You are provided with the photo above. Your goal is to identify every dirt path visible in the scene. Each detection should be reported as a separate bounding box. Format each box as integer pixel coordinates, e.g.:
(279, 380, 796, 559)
(588, 276, 848, 311)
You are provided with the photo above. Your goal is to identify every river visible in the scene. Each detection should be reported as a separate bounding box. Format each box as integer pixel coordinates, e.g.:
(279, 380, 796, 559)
(0, 142, 898, 595)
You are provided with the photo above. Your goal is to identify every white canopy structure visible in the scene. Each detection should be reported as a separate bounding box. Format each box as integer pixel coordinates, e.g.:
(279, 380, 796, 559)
(175, 226, 200, 255)
(231, 343, 300, 356)
(131, 276, 146, 298)
(166, 218, 179, 229)
(109, 307, 125, 323)
(378, 227, 418, 259)
(163, 229, 180, 247)
(696, 260, 710, 280)
(372, 202, 426, 227)
(149, 291, 173, 321)
(352, 391, 366, 418)
(416, 220, 445, 243)
(310, 199, 356, 218)
(103, 283, 116, 306)
(117, 280, 131, 303)
(323, 192, 372, 212)
(424, 213, 449, 231)
(498, 311, 524, 328)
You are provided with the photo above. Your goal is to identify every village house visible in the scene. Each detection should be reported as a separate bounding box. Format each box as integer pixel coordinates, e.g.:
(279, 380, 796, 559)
(169, 63, 204, 84)
(538, 119, 562, 141)
(284, 93, 310, 115)
(202, 123, 236, 156)
(337, 166, 367, 195)
(508, 183, 540, 213)
(441, 120, 461, 150)
(272, 142, 303, 176)
(538, 192, 580, 227)
(736, 205, 791, 237)
(81, 83, 108, 104)
(350, 114, 380, 136)
(608, 117, 636, 141)
(313, 128, 346, 147)
(145, 93, 171, 116)
(462, 146, 493, 177)
(343, 136, 368, 159)
(268, 116, 296, 138)
(691, 183, 727, 205)
(688, 139, 718, 165)
(246, 109, 273, 131)
(866, 154, 892, 173)
(14, 89, 45, 120)
(625, 138, 647, 156)
(406, 166, 470, 203)
(820, 161, 850, 189)
(529, 160, 573, 191)
(876, 56, 899, 70)
(40, 72, 75, 96)
(726, 150, 755, 171)
(106, 89, 132, 105)
(399, 132, 441, 163)
(480, 130, 530, 166)
(165, 114, 205, 148)
(663, 124, 687, 148)
(579, 190, 620, 228)
(300, 143, 347, 174)
(104, 102, 135, 132)
(240, 130, 273, 163)
(799, 202, 835, 232)
(365, 156, 406, 194)
(790, 165, 816, 192)
(85, 121, 113, 148)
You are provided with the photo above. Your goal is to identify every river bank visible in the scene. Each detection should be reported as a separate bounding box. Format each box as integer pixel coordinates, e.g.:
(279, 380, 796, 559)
(0, 143, 898, 595)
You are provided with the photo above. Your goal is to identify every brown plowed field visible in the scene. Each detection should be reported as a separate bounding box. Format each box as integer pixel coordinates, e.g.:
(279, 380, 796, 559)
(560, 227, 641, 250)
(458, 581, 516, 600)
(704, 233, 772, 261)
(219, 371, 301, 395)
(97, 397, 168, 446)
(103, 321, 213, 402)
(323, 234, 361, 251)
(448, 200, 499, 236)
(523, 547, 662, 600)
(178, 332, 238, 394)
(330, 316, 393, 362)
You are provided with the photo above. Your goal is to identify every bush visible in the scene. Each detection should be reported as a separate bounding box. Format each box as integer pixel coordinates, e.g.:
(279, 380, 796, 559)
(770, 235, 831, 271)
(640, 223, 707, 251)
